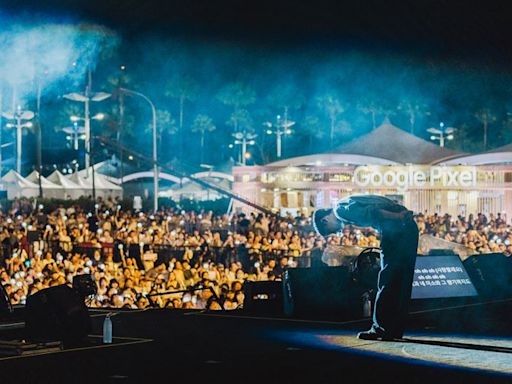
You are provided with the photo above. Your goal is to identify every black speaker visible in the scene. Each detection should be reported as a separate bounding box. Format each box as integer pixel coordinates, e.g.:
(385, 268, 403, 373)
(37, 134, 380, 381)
(25, 285, 91, 345)
(283, 266, 364, 318)
(243, 281, 283, 314)
(463, 253, 512, 299)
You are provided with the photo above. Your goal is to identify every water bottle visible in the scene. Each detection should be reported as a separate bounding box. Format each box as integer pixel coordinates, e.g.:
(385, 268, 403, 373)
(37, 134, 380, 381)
(362, 292, 372, 318)
(103, 314, 112, 344)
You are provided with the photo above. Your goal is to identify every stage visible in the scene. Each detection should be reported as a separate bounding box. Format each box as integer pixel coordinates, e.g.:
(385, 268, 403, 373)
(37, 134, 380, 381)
(0, 300, 511, 384)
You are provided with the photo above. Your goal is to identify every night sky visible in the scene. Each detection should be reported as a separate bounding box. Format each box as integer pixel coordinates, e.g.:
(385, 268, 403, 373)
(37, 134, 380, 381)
(5, 0, 512, 59)
(2, 1, 512, 170)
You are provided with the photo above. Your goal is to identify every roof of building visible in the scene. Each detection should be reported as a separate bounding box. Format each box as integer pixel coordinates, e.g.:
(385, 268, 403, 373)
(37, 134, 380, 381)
(332, 121, 464, 165)
(267, 120, 464, 167)
(440, 142, 512, 165)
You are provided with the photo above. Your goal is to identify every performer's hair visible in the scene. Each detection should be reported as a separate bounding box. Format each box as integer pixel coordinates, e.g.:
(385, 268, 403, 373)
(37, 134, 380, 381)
(313, 208, 336, 237)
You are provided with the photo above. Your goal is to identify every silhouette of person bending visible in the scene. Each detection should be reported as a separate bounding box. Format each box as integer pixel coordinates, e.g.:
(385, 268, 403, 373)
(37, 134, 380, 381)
(313, 195, 418, 340)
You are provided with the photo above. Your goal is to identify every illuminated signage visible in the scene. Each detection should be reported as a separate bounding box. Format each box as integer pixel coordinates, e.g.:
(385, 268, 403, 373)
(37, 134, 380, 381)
(353, 166, 477, 191)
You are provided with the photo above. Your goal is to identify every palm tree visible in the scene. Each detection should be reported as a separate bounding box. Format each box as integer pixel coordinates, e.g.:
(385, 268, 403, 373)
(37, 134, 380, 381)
(226, 108, 253, 132)
(267, 84, 304, 114)
(191, 114, 216, 163)
(397, 100, 430, 135)
(301, 115, 324, 152)
(500, 112, 512, 144)
(316, 92, 346, 144)
(217, 82, 256, 132)
(106, 71, 133, 142)
(103, 102, 135, 140)
(475, 108, 497, 150)
(357, 98, 382, 130)
(165, 75, 198, 158)
(165, 75, 198, 133)
(146, 109, 177, 160)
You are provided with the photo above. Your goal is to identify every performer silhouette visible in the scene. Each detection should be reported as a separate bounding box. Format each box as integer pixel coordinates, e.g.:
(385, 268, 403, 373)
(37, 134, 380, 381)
(313, 195, 418, 340)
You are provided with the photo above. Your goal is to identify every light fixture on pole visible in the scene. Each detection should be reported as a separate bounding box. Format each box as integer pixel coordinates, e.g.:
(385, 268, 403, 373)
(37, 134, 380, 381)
(231, 131, 257, 165)
(2, 105, 34, 174)
(263, 114, 295, 158)
(119, 87, 158, 212)
(427, 122, 456, 147)
(63, 70, 110, 174)
(63, 121, 86, 150)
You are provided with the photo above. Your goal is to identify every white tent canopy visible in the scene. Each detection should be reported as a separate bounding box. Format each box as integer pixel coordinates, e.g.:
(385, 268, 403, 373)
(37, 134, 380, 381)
(160, 177, 230, 201)
(1, 163, 123, 200)
(68, 171, 93, 190)
(90, 172, 122, 199)
(75, 167, 122, 199)
(25, 171, 63, 199)
(89, 172, 122, 191)
(1, 170, 39, 199)
(47, 170, 84, 199)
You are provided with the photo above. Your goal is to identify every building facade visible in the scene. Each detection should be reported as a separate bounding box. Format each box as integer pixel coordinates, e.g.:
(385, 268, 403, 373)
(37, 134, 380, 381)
(232, 123, 512, 218)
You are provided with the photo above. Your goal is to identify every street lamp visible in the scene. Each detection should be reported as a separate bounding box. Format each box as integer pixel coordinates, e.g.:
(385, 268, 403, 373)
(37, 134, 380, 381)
(231, 131, 257, 165)
(2, 105, 34, 173)
(263, 114, 295, 158)
(119, 87, 158, 212)
(70, 113, 104, 123)
(63, 70, 111, 173)
(63, 122, 86, 150)
(427, 122, 456, 148)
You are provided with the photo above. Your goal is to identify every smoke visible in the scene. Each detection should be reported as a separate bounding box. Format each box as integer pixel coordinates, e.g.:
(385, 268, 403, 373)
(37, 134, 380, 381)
(0, 12, 118, 108)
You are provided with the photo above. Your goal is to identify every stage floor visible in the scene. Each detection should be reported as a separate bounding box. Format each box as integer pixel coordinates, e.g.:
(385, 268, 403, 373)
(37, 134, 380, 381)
(0, 304, 511, 383)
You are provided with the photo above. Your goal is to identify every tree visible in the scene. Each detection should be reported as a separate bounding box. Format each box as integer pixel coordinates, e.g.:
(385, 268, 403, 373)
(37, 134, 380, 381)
(397, 100, 430, 135)
(106, 71, 133, 142)
(165, 75, 199, 159)
(191, 114, 216, 163)
(499, 113, 512, 144)
(226, 108, 253, 133)
(448, 123, 481, 152)
(267, 84, 304, 110)
(217, 82, 256, 131)
(357, 98, 384, 130)
(475, 108, 497, 150)
(103, 102, 135, 140)
(145, 109, 177, 159)
(165, 75, 198, 133)
(316, 92, 346, 145)
(301, 115, 324, 152)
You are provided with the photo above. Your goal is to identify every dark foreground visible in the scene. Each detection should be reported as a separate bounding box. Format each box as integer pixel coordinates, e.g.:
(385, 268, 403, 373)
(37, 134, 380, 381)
(1, 301, 512, 384)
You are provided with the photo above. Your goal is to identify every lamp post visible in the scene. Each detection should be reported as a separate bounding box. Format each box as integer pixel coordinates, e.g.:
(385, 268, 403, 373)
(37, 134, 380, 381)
(2, 105, 34, 174)
(230, 131, 257, 165)
(120, 88, 158, 212)
(427, 122, 455, 148)
(263, 114, 295, 158)
(63, 121, 86, 150)
(63, 70, 110, 174)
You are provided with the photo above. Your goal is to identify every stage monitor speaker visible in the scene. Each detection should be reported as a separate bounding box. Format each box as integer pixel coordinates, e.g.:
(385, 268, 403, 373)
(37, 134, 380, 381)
(25, 284, 91, 345)
(243, 281, 283, 314)
(463, 253, 512, 299)
(283, 266, 363, 318)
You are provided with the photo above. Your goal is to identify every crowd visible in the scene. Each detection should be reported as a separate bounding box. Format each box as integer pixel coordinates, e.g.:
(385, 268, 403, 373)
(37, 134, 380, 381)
(0, 197, 511, 311)
(415, 211, 512, 254)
